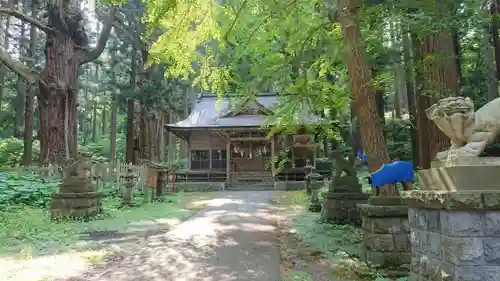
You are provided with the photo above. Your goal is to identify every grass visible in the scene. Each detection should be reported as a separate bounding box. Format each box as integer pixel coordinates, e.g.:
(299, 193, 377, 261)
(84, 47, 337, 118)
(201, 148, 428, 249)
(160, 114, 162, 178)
(0, 192, 215, 258)
(276, 190, 407, 281)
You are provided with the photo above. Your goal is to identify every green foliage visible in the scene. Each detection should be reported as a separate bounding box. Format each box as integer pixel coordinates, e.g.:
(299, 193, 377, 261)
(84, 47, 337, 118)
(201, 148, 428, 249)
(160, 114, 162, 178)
(79, 134, 126, 162)
(147, 0, 349, 134)
(384, 118, 413, 162)
(0, 172, 60, 210)
(0, 138, 40, 167)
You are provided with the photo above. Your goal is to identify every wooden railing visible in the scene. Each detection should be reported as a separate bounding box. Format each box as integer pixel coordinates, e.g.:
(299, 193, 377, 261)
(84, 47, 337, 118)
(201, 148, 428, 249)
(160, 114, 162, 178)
(0, 161, 150, 192)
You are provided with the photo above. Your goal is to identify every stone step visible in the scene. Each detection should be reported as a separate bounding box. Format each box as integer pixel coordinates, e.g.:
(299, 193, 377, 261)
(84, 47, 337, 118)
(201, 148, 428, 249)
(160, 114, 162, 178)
(225, 182, 275, 191)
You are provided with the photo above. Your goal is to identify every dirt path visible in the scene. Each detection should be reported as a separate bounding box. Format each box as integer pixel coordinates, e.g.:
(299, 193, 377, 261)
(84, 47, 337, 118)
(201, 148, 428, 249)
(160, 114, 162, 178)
(71, 191, 282, 281)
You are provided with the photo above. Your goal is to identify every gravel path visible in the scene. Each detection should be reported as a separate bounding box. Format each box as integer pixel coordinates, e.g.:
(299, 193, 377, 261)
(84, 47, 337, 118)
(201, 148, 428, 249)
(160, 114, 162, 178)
(83, 191, 281, 281)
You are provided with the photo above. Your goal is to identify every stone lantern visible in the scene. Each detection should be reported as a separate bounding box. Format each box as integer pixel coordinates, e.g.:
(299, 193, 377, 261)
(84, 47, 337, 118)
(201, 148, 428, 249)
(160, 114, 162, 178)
(304, 163, 315, 196)
(308, 172, 322, 212)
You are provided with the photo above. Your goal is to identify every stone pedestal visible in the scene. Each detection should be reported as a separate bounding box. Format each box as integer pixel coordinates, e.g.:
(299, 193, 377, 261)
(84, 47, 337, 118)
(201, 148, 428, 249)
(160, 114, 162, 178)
(323, 150, 368, 225)
(51, 192, 103, 218)
(304, 164, 314, 196)
(406, 191, 500, 281)
(406, 161, 500, 281)
(51, 154, 103, 219)
(322, 191, 369, 225)
(308, 172, 322, 212)
(358, 197, 411, 268)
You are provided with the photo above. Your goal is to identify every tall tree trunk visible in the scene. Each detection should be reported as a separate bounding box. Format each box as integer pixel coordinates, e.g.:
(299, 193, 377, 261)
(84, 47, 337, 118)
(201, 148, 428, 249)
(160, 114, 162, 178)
(414, 30, 458, 168)
(403, 32, 419, 167)
(389, 15, 402, 118)
(126, 48, 138, 164)
(101, 104, 106, 135)
(338, 0, 396, 196)
(0, 13, 10, 113)
(485, 26, 498, 101)
(110, 96, 117, 164)
(159, 112, 165, 162)
(164, 111, 171, 163)
(22, 0, 37, 165)
(138, 60, 162, 163)
(92, 102, 97, 142)
(14, 8, 27, 138)
(491, 0, 500, 80)
(451, 29, 462, 88)
(36, 2, 115, 164)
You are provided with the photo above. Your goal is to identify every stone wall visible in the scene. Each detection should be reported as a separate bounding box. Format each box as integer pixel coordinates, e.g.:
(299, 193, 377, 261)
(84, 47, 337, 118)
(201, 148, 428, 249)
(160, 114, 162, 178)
(175, 181, 307, 192)
(358, 197, 411, 268)
(407, 191, 500, 281)
(322, 192, 369, 225)
(175, 182, 225, 192)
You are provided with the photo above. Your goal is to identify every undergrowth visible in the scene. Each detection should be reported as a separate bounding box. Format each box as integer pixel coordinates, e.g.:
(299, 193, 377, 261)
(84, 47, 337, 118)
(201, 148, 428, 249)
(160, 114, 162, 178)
(0, 172, 60, 209)
(0, 171, 211, 258)
(281, 190, 408, 281)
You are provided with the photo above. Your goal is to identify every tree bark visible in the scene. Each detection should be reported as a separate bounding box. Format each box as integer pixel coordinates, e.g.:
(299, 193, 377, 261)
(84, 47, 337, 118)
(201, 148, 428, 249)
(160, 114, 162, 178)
(491, 0, 500, 81)
(0, 12, 10, 112)
(338, 0, 396, 196)
(110, 96, 117, 164)
(0, 3, 116, 165)
(92, 102, 97, 142)
(414, 34, 456, 167)
(403, 32, 419, 167)
(126, 48, 137, 164)
(22, 0, 37, 166)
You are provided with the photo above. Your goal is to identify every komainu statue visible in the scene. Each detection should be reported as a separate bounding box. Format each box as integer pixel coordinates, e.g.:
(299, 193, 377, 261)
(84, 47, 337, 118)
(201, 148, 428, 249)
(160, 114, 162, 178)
(426, 96, 500, 161)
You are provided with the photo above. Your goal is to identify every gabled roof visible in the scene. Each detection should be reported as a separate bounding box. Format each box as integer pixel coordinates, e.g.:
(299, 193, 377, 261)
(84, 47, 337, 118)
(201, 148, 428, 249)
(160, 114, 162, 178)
(165, 93, 322, 131)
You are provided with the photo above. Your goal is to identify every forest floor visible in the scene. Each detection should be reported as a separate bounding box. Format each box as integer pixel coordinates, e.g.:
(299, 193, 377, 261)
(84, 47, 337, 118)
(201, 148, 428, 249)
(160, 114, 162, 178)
(2, 187, 393, 281)
(0, 192, 217, 281)
(274, 191, 383, 281)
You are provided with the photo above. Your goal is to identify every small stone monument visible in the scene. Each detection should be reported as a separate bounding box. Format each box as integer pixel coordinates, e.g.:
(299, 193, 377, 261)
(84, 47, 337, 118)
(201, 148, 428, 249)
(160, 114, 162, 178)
(406, 96, 500, 281)
(121, 167, 136, 207)
(308, 172, 322, 212)
(51, 152, 103, 219)
(304, 162, 314, 196)
(322, 151, 369, 225)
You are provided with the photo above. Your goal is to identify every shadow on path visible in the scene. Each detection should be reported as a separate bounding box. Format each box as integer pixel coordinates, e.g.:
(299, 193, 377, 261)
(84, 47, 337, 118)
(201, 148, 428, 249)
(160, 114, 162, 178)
(63, 191, 281, 281)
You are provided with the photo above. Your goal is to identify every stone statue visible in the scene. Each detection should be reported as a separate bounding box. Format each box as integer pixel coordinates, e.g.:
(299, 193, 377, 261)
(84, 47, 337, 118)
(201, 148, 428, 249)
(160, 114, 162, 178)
(426, 96, 500, 161)
(330, 151, 362, 192)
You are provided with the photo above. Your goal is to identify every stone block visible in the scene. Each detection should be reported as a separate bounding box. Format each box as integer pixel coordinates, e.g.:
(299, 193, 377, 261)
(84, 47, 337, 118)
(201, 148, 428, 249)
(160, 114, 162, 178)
(440, 211, 483, 237)
(446, 193, 483, 210)
(366, 250, 411, 267)
(363, 217, 405, 234)
(358, 203, 408, 218)
(393, 233, 411, 252)
(454, 265, 500, 281)
(419, 164, 500, 192)
(427, 210, 441, 231)
(369, 196, 405, 206)
(442, 236, 484, 265)
(409, 208, 419, 228)
(483, 192, 500, 209)
(483, 211, 500, 236)
(411, 229, 427, 253)
(411, 253, 454, 281)
(364, 233, 394, 252)
(483, 238, 500, 265)
(426, 232, 443, 259)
